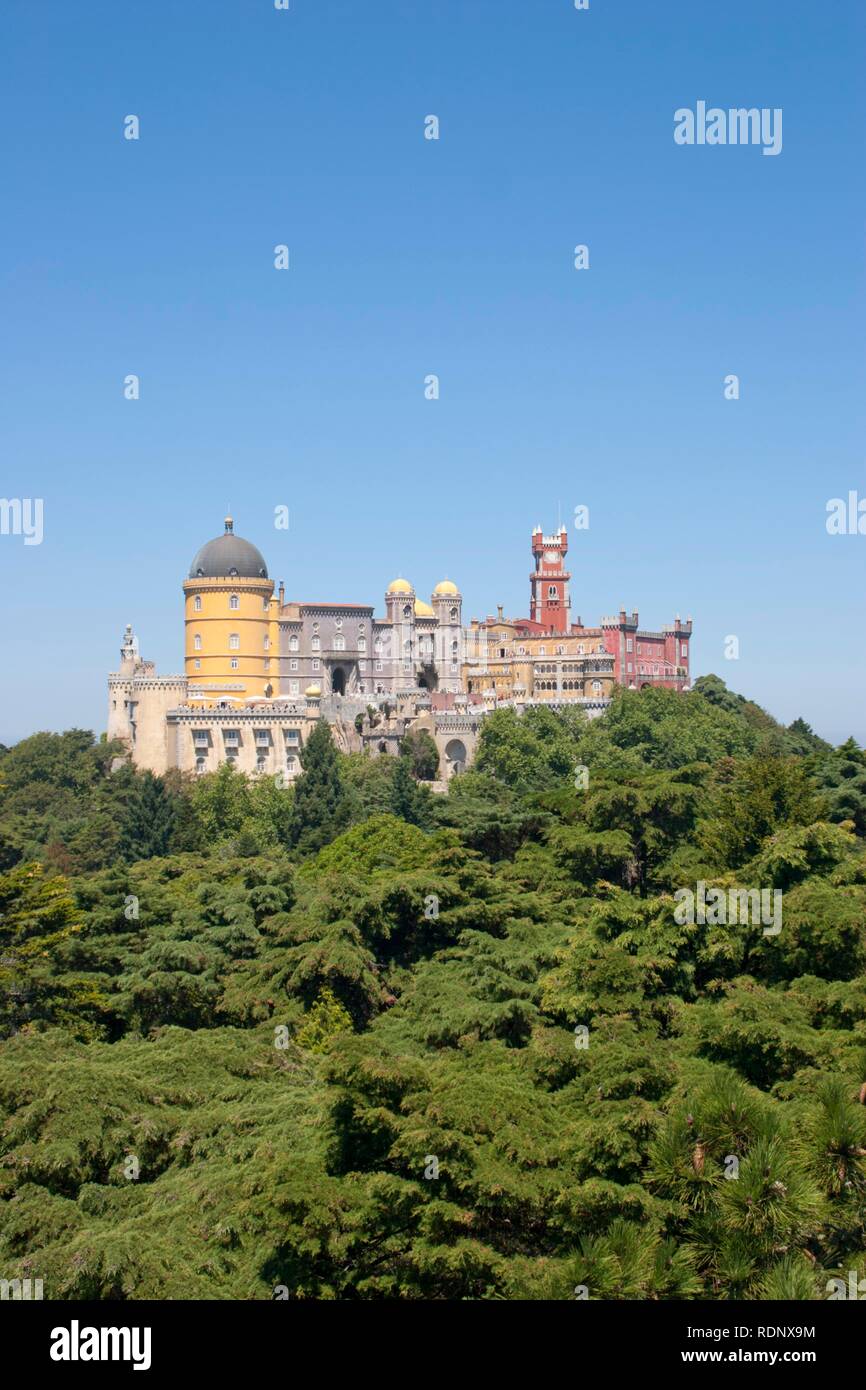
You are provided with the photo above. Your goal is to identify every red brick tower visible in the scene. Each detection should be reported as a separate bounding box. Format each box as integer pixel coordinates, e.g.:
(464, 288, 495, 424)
(529, 525, 571, 633)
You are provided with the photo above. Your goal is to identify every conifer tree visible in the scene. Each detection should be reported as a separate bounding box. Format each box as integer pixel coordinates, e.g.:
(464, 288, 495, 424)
(118, 771, 178, 862)
(287, 720, 352, 855)
(391, 753, 431, 827)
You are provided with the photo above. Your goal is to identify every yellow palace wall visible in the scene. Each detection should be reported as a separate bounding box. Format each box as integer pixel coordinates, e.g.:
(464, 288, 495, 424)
(183, 576, 275, 701)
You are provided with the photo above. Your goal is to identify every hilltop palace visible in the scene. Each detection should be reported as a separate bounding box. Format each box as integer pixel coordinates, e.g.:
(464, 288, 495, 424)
(108, 517, 692, 781)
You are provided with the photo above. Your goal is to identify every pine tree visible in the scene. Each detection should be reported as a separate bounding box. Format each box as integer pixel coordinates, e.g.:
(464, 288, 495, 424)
(391, 753, 430, 827)
(118, 771, 177, 862)
(287, 720, 352, 855)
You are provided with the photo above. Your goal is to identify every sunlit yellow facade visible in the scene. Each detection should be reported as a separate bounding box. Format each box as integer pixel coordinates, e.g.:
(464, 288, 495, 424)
(183, 576, 277, 700)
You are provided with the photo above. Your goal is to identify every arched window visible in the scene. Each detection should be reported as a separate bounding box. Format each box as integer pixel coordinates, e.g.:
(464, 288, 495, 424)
(194, 595, 202, 612)
(548, 585, 557, 599)
(229, 633, 240, 650)
(403, 604, 412, 619)
(229, 594, 239, 610)
(194, 634, 202, 651)
(450, 607, 457, 621)
(289, 635, 298, 652)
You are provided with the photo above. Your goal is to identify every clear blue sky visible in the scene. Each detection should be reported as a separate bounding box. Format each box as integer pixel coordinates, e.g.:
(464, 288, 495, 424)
(1, 0, 863, 746)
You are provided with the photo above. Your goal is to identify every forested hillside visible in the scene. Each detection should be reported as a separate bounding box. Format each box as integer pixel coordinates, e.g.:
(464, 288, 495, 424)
(1, 678, 864, 1300)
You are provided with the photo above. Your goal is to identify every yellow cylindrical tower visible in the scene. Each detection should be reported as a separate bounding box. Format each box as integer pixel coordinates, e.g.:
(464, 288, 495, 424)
(183, 516, 274, 704)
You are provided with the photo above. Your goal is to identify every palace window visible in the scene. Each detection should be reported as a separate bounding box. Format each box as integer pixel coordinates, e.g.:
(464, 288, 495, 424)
(194, 595, 202, 611)
(312, 636, 320, 651)
(194, 658, 201, 669)
(450, 607, 457, 621)
(290, 659, 298, 671)
(592, 680, 602, 692)
(229, 594, 239, 610)
(289, 635, 299, 652)
(230, 659, 239, 670)
(358, 636, 366, 651)
(333, 635, 345, 651)
(194, 634, 202, 650)
(289, 681, 299, 695)
(195, 757, 206, 775)
(229, 633, 240, 650)
(375, 661, 383, 671)
(626, 638, 633, 652)
(264, 636, 270, 650)
(548, 586, 557, 599)
(312, 659, 320, 671)
(403, 604, 412, 619)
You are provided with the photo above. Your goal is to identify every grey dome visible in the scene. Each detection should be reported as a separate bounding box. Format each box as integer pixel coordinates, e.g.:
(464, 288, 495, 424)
(189, 517, 268, 579)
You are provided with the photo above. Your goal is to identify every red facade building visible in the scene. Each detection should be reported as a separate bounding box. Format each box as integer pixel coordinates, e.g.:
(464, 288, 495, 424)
(516, 525, 692, 691)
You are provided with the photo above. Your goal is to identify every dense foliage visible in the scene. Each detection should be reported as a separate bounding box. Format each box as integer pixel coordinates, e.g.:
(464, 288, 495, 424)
(1, 677, 864, 1300)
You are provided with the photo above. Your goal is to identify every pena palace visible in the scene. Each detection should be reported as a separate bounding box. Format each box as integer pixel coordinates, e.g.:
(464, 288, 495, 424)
(108, 519, 692, 781)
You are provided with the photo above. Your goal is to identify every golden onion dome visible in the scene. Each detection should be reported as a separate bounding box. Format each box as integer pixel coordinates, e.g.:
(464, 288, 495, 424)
(387, 577, 413, 594)
(304, 683, 322, 697)
(433, 579, 459, 596)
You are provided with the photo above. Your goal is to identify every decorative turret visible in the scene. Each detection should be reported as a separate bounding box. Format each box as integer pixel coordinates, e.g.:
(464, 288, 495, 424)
(183, 515, 275, 704)
(529, 525, 571, 632)
(431, 579, 463, 693)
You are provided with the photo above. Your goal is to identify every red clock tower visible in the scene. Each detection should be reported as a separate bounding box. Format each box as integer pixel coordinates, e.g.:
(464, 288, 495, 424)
(529, 525, 571, 633)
